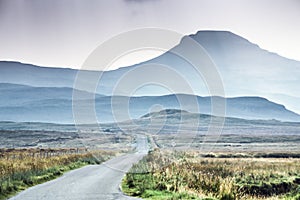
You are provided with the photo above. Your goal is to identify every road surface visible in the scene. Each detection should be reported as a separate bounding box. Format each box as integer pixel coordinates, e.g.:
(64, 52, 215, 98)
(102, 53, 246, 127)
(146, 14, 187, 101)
(10, 135, 148, 200)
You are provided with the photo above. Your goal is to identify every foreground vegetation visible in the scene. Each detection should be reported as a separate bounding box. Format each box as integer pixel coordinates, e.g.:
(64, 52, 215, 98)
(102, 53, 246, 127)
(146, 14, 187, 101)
(0, 148, 116, 199)
(122, 149, 300, 200)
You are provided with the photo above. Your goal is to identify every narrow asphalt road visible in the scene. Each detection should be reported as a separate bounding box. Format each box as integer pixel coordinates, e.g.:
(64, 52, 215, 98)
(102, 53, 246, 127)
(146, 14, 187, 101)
(10, 135, 149, 200)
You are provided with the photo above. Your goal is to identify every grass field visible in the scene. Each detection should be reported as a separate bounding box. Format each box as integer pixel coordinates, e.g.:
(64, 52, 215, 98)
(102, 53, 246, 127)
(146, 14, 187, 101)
(0, 148, 117, 200)
(122, 149, 300, 200)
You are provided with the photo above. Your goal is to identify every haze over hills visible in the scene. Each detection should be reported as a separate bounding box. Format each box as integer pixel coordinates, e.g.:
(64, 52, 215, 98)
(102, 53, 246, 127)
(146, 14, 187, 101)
(1, 108, 300, 134)
(0, 83, 104, 107)
(132, 109, 300, 140)
(1, 30, 300, 120)
(0, 83, 299, 123)
(139, 108, 300, 129)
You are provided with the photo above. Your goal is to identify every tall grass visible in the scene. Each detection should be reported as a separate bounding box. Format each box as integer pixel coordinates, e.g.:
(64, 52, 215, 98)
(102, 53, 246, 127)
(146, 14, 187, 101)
(0, 148, 116, 199)
(123, 149, 300, 200)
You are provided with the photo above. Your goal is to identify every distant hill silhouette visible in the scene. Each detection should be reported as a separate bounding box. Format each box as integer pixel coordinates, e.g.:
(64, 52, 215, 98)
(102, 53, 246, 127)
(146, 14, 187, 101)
(0, 84, 299, 123)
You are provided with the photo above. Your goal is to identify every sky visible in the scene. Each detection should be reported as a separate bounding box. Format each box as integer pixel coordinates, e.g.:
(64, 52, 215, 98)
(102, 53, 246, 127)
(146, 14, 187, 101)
(0, 0, 300, 69)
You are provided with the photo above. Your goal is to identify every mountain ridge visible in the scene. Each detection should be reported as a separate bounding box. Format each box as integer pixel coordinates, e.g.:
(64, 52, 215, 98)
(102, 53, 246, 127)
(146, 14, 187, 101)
(1, 30, 300, 114)
(0, 83, 299, 123)
(188, 30, 300, 63)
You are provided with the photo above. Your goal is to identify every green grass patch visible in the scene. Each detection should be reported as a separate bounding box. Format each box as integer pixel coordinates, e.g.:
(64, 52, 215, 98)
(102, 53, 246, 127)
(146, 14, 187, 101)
(122, 176, 205, 199)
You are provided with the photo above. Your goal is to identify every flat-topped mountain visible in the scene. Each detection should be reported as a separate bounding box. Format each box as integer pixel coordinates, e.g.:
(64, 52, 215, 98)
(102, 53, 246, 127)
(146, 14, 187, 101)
(1, 30, 300, 113)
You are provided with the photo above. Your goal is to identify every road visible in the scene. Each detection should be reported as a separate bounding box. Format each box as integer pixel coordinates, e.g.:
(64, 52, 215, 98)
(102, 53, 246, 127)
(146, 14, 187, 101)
(10, 135, 149, 200)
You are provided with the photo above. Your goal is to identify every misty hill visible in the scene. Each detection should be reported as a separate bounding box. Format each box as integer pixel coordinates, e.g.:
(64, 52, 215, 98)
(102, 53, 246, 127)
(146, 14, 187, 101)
(1, 31, 300, 113)
(0, 84, 299, 123)
(133, 108, 300, 136)
(141, 109, 190, 119)
(139, 108, 294, 127)
(0, 62, 76, 87)
(1, 108, 300, 135)
(0, 83, 103, 107)
(3, 108, 300, 141)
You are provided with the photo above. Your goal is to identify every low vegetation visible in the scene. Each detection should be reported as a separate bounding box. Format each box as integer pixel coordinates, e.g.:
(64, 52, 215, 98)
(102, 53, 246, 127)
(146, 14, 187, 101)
(122, 149, 300, 200)
(0, 148, 116, 199)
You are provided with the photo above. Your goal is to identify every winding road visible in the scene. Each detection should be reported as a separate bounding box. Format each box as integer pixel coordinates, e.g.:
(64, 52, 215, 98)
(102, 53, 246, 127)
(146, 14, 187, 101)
(10, 135, 149, 200)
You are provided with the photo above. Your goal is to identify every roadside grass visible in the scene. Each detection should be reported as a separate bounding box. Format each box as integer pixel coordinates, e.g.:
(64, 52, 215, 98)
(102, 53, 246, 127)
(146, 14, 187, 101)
(0, 148, 116, 200)
(122, 149, 300, 200)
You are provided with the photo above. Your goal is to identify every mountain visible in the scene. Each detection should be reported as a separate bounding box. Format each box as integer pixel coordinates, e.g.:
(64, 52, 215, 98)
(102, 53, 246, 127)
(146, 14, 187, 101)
(0, 84, 299, 123)
(1, 30, 300, 113)
(132, 31, 300, 111)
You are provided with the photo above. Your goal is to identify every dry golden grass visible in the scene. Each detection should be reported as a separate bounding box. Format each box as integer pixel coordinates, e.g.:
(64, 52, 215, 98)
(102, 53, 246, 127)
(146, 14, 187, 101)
(123, 150, 300, 200)
(0, 148, 117, 199)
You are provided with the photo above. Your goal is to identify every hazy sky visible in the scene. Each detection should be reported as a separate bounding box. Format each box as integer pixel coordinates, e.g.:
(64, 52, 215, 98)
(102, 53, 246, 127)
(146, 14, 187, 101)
(0, 0, 300, 69)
